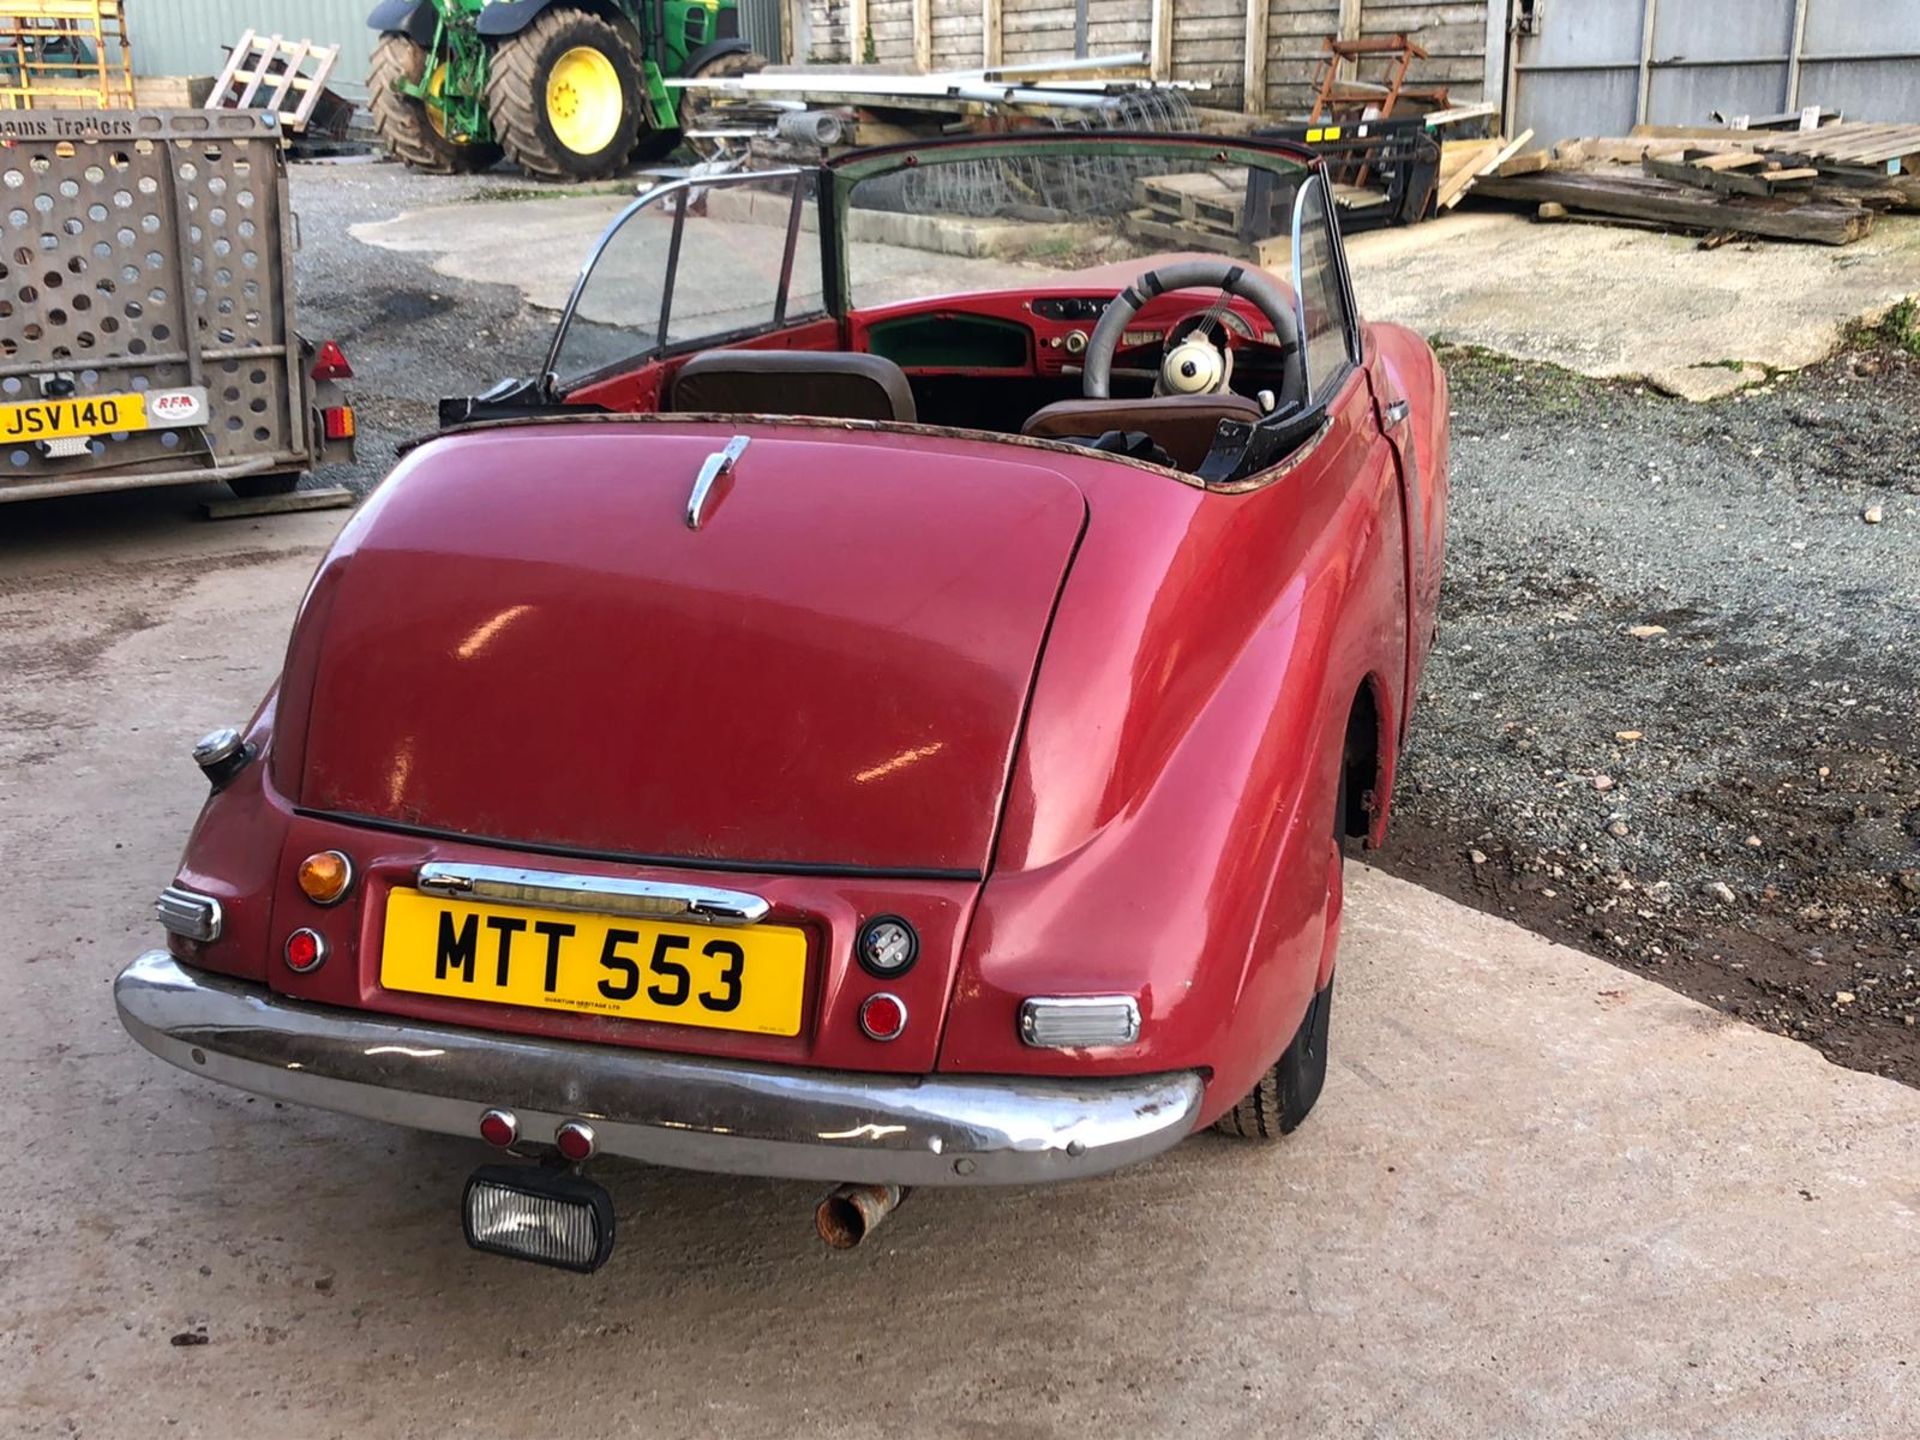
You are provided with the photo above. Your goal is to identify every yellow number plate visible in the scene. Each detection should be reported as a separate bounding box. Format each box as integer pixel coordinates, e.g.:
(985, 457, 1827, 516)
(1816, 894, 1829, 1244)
(1, 392, 147, 441)
(380, 889, 809, 1037)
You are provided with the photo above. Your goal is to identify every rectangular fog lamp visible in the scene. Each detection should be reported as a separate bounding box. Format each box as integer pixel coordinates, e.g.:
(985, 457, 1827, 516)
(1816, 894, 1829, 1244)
(463, 1165, 615, 1273)
(1018, 996, 1141, 1049)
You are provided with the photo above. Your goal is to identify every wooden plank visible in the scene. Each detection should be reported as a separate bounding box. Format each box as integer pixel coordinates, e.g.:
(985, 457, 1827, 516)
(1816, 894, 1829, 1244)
(1123, 207, 1290, 267)
(269, 38, 311, 114)
(851, 0, 869, 62)
(209, 27, 250, 106)
(1474, 169, 1874, 245)
(1643, 154, 1801, 198)
(912, 0, 931, 72)
(235, 34, 276, 108)
(1694, 151, 1768, 172)
(1148, 0, 1170, 79)
(1497, 148, 1550, 177)
(203, 485, 352, 521)
(1242, 0, 1268, 115)
(1439, 128, 1531, 209)
(289, 42, 337, 129)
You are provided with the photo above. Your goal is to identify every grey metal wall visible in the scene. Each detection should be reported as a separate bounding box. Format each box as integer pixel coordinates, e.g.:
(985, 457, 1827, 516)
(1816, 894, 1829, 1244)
(129, 0, 782, 98)
(735, 0, 784, 57)
(1509, 0, 1920, 145)
(129, 0, 377, 99)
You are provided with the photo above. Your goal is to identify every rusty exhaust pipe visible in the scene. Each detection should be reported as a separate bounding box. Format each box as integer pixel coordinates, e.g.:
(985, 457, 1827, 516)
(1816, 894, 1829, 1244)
(815, 1183, 908, 1249)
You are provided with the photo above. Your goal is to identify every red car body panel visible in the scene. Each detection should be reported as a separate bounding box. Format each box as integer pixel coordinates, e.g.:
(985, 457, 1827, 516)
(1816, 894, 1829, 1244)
(162, 263, 1448, 1128)
(284, 424, 1086, 876)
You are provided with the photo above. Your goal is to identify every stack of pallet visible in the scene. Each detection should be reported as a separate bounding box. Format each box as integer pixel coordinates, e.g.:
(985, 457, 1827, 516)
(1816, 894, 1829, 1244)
(1472, 118, 1920, 246)
(1124, 168, 1290, 266)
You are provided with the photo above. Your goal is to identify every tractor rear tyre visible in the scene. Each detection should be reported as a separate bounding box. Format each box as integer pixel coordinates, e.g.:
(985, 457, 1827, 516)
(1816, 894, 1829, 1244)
(486, 9, 645, 181)
(675, 48, 769, 163)
(367, 34, 502, 174)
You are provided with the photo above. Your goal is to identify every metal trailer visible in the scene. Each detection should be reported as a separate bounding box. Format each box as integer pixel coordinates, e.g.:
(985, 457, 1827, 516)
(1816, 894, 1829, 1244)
(0, 107, 355, 504)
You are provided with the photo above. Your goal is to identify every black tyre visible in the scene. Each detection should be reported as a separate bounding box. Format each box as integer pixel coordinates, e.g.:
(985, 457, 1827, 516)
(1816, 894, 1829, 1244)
(485, 9, 644, 182)
(227, 473, 302, 500)
(675, 48, 769, 163)
(1213, 749, 1347, 1140)
(1212, 977, 1333, 1139)
(367, 34, 502, 175)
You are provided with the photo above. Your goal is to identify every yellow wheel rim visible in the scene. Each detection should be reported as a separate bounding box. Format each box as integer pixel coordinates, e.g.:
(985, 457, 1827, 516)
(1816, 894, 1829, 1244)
(424, 62, 453, 140)
(546, 45, 623, 156)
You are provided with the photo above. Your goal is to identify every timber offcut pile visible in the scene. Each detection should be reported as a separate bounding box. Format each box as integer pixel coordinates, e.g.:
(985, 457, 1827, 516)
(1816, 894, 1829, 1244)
(1470, 117, 1920, 246)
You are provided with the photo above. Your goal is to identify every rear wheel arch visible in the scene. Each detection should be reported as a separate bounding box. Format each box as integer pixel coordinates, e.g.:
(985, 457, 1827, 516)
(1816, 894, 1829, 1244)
(368, 0, 437, 48)
(1340, 673, 1393, 849)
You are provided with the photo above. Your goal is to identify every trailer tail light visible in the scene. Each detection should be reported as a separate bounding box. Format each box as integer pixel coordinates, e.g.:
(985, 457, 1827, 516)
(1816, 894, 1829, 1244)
(322, 405, 356, 440)
(310, 339, 353, 381)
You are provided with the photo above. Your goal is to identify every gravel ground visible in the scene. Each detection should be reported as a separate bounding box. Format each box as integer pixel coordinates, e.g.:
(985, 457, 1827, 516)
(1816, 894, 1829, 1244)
(291, 161, 563, 495)
(1379, 333, 1920, 1085)
(290, 160, 1919, 1086)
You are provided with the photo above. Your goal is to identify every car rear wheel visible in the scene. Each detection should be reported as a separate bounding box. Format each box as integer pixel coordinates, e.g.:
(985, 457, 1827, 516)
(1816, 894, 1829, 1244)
(1212, 755, 1346, 1140)
(486, 9, 645, 181)
(367, 34, 502, 175)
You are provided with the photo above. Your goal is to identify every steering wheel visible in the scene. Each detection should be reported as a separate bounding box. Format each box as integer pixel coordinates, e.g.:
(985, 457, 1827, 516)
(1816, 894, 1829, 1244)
(1080, 257, 1301, 404)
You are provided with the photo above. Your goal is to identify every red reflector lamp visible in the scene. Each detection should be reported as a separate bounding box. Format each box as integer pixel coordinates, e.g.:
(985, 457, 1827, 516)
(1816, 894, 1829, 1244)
(858, 992, 907, 1042)
(478, 1109, 518, 1148)
(310, 339, 353, 381)
(284, 927, 327, 973)
(322, 405, 355, 440)
(554, 1121, 596, 1162)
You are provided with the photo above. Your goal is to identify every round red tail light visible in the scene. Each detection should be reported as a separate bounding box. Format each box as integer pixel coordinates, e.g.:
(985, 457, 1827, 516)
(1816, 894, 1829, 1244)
(283, 927, 327, 973)
(858, 992, 907, 1042)
(478, 1109, 518, 1148)
(555, 1121, 596, 1162)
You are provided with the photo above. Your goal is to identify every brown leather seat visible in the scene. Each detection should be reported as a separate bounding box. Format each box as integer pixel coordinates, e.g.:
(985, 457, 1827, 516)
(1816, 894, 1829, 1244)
(1021, 394, 1266, 471)
(668, 350, 917, 424)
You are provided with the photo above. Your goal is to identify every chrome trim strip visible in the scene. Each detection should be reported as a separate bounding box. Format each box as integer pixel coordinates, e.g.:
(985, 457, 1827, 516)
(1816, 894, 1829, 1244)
(414, 862, 770, 926)
(155, 886, 223, 943)
(296, 806, 986, 883)
(685, 434, 750, 531)
(1018, 995, 1143, 1049)
(115, 953, 1203, 1187)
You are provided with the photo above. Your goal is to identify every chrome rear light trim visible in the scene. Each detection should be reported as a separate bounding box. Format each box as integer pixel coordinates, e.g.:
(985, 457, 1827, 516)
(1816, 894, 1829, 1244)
(155, 885, 223, 943)
(1018, 995, 1142, 1049)
(415, 862, 770, 926)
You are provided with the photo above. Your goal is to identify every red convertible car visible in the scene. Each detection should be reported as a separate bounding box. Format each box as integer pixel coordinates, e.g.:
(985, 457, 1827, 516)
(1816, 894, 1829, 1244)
(117, 133, 1446, 1268)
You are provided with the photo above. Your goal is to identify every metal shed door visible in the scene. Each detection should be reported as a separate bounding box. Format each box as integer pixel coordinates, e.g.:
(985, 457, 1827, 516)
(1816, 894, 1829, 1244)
(1508, 0, 1920, 146)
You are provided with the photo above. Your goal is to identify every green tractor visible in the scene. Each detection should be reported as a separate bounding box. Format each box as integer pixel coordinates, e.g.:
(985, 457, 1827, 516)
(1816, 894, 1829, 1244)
(366, 0, 764, 180)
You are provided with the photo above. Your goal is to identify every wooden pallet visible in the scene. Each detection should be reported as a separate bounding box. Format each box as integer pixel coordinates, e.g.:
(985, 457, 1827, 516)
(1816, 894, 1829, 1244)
(1474, 168, 1875, 245)
(1135, 170, 1248, 229)
(1643, 149, 1820, 198)
(207, 29, 339, 132)
(1122, 209, 1291, 268)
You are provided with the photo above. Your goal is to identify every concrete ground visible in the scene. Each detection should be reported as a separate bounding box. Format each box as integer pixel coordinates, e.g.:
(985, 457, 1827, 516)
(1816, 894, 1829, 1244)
(3, 495, 1917, 1438)
(1344, 209, 1920, 400)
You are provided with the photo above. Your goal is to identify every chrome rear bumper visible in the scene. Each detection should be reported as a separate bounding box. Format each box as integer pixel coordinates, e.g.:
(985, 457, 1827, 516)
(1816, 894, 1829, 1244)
(115, 952, 1204, 1186)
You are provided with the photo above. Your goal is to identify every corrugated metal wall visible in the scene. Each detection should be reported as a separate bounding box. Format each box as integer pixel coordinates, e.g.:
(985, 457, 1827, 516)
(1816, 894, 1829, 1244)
(128, 0, 377, 99)
(1509, 0, 1920, 145)
(735, 0, 784, 56)
(127, 0, 783, 100)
